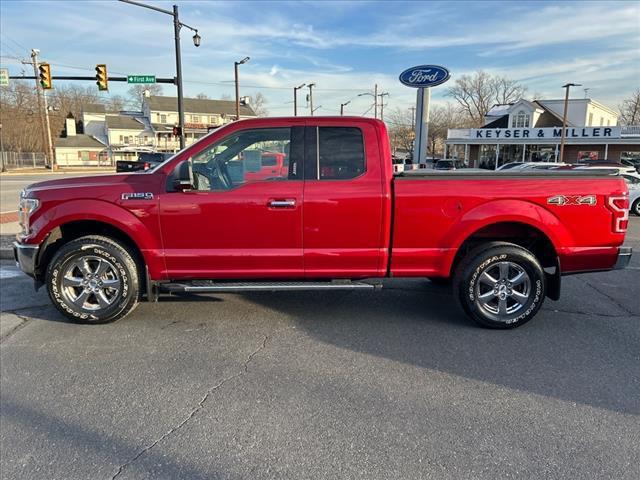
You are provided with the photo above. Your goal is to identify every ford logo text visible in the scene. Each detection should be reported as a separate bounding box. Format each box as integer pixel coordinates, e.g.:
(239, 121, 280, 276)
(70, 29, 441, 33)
(399, 65, 450, 88)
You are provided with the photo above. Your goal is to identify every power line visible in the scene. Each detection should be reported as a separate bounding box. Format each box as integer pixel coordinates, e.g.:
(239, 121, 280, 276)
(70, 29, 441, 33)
(1, 33, 29, 55)
(0, 41, 23, 59)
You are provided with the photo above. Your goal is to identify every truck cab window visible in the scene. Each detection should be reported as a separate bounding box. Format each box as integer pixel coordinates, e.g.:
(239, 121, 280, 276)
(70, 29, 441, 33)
(305, 127, 365, 180)
(190, 127, 300, 190)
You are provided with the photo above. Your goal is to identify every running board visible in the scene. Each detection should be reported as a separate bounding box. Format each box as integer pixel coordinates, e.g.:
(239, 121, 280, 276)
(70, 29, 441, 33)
(159, 280, 381, 293)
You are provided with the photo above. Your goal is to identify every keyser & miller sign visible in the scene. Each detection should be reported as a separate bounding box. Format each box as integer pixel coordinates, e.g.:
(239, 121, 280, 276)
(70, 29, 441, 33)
(471, 126, 621, 140)
(399, 65, 450, 88)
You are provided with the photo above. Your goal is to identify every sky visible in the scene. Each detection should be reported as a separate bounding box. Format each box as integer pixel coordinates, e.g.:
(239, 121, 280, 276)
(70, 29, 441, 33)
(1, 0, 639, 117)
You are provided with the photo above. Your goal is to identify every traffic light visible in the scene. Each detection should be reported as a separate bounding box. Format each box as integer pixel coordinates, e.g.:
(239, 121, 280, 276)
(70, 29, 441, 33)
(38, 63, 52, 89)
(95, 64, 108, 91)
(172, 126, 182, 137)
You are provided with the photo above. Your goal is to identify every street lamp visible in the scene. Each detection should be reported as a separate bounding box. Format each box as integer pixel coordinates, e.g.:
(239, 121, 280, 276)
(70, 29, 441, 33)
(340, 100, 350, 116)
(234, 57, 250, 120)
(559, 83, 581, 163)
(293, 83, 305, 116)
(192, 31, 201, 47)
(118, 0, 200, 150)
(358, 84, 378, 118)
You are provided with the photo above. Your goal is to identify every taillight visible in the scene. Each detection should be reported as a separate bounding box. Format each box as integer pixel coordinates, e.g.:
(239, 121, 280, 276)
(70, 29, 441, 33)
(607, 195, 629, 233)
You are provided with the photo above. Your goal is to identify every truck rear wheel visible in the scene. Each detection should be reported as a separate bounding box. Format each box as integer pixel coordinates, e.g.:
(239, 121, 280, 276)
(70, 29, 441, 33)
(632, 199, 640, 216)
(46, 235, 140, 324)
(453, 242, 546, 329)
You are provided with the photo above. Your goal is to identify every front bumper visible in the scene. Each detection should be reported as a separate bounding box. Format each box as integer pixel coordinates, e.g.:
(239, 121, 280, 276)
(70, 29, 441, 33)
(13, 242, 39, 278)
(613, 247, 632, 270)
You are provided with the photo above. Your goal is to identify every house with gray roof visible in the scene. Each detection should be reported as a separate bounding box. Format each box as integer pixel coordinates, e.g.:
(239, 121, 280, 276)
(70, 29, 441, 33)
(55, 115, 107, 166)
(142, 95, 257, 152)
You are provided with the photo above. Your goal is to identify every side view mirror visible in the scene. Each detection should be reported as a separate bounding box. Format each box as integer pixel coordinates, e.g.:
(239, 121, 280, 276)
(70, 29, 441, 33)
(172, 159, 194, 192)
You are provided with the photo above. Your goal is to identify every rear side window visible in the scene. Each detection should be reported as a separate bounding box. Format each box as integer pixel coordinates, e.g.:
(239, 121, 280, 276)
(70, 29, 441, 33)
(305, 127, 365, 180)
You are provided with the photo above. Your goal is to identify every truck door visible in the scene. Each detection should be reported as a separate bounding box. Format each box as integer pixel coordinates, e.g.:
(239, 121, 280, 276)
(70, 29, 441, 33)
(159, 126, 304, 278)
(302, 123, 386, 277)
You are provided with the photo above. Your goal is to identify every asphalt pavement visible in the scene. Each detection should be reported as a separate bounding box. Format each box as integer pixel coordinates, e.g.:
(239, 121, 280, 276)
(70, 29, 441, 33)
(1, 219, 639, 480)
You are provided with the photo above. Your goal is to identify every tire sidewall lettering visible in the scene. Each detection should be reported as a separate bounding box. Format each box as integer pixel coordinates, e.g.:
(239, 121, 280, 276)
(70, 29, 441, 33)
(49, 244, 133, 322)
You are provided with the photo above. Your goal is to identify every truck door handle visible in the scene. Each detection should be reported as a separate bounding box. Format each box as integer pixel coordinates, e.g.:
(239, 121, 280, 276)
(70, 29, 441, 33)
(268, 199, 296, 208)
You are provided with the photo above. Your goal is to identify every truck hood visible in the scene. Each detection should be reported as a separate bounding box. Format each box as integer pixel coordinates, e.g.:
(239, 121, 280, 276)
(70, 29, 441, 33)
(25, 173, 155, 195)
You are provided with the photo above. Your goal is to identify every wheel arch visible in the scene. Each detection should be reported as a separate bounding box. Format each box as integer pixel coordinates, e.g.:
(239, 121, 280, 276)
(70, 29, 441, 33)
(36, 220, 147, 286)
(449, 221, 561, 300)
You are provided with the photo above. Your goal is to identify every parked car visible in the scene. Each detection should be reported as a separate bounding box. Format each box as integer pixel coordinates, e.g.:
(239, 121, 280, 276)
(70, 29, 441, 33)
(572, 163, 638, 176)
(621, 174, 640, 216)
(620, 157, 640, 173)
(434, 159, 465, 170)
(498, 162, 567, 171)
(629, 189, 640, 216)
(14, 117, 631, 329)
(116, 152, 174, 173)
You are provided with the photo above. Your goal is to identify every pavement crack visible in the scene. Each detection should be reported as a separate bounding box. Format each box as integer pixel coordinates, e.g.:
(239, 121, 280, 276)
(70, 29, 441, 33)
(581, 279, 634, 316)
(0, 305, 49, 342)
(110, 334, 269, 480)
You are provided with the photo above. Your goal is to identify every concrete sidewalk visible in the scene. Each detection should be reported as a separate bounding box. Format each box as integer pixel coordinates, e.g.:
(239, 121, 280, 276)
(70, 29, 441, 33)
(0, 222, 19, 260)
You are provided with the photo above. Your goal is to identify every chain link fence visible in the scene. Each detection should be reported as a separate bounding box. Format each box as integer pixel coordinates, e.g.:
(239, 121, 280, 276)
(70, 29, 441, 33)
(0, 152, 48, 171)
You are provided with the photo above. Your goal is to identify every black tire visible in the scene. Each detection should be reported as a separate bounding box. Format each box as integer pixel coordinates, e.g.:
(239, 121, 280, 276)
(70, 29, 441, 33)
(453, 242, 545, 329)
(632, 199, 640, 217)
(46, 235, 140, 324)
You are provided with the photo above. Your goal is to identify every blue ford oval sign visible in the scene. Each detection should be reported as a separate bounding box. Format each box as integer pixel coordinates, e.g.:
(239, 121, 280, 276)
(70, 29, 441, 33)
(399, 65, 450, 88)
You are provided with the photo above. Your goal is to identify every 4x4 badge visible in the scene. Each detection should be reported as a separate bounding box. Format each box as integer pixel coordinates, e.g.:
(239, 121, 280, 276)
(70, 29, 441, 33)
(121, 192, 154, 200)
(547, 195, 596, 206)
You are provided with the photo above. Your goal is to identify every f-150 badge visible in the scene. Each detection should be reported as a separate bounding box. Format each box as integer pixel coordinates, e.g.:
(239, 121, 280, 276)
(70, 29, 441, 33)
(121, 192, 154, 200)
(547, 195, 596, 206)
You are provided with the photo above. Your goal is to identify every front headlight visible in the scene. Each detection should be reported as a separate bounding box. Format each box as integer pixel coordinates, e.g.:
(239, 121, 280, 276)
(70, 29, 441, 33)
(18, 192, 39, 235)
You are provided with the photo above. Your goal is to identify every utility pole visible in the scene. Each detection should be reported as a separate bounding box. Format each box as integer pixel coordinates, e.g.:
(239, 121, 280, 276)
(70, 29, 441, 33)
(308, 83, 315, 116)
(293, 83, 305, 116)
(378, 92, 389, 121)
(409, 106, 416, 130)
(0, 123, 4, 172)
(28, 50, 55, 169)
(374, 83, 378, 119)
(559, 83, 581, 163)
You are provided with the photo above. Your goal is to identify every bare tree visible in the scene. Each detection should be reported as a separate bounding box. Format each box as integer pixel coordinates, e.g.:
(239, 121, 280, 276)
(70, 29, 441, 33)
(195, 92, 209, 99)
(386, 107, 414, 154)
(428, 102, 466, 156)
(0, 83, 110, 153)
(220, 93, 232, 101)
(447, 70, 527, 126)
(127, 84, 163, 109)
(247, 92, 268, 116)
(104, 95, 126, 112)
(619, 88, 640, 126)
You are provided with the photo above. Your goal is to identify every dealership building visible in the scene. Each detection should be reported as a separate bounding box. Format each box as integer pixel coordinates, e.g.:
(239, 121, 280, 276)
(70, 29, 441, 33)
(445, 98, 640, 169)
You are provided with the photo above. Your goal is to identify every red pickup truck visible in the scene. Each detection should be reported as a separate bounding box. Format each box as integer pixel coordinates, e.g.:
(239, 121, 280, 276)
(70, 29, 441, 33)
(14, 117, 632, 328)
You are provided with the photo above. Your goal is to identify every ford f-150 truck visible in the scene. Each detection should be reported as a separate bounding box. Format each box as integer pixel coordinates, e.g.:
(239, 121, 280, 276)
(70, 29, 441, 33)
(14, 117, 632, 328)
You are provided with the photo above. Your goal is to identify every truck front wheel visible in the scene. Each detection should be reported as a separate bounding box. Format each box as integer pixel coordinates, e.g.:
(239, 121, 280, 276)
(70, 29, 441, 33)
(46, 235, 140, 324)
(453, 242, 546, 329)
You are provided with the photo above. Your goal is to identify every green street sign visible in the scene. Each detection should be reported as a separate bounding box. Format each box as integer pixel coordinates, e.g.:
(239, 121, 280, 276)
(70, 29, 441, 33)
(0, 68, 9, 87)
(127, 75, 156, 84)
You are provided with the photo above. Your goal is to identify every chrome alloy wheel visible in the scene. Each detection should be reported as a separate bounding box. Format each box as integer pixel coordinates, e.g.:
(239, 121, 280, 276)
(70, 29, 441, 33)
(475, 261, 531, 319)
(61, 255, 121, 311)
